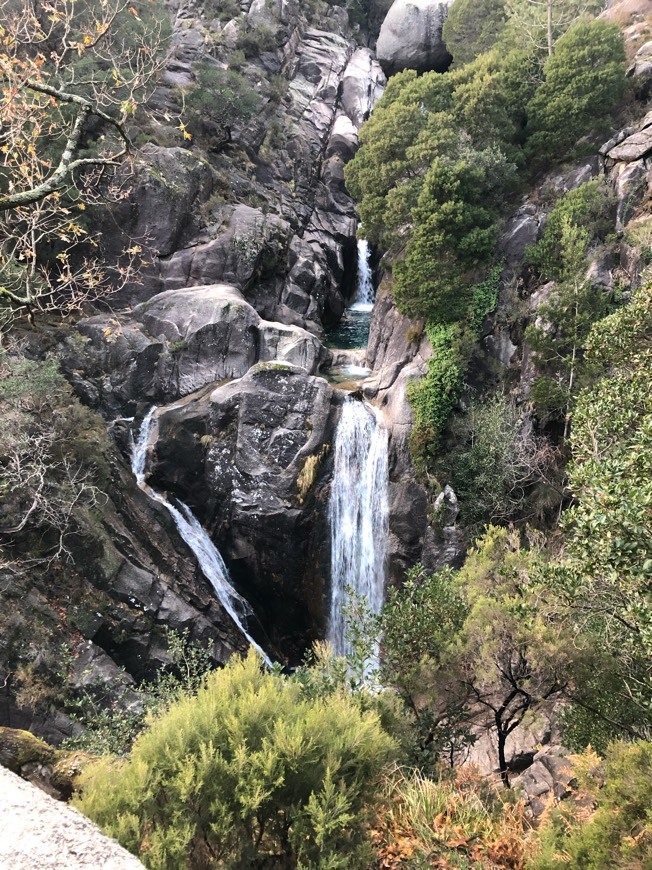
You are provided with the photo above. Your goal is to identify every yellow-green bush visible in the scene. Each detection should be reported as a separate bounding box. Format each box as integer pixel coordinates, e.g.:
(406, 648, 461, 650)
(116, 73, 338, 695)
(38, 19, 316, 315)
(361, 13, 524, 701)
(75, 650, 396, 869)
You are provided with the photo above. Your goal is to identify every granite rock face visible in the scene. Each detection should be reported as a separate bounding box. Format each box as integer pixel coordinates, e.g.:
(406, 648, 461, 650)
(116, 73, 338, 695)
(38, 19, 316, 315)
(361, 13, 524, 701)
(69, 284, 327, 415)
(0, 766, 145, 868)
(376, 0, 453, 75)
(148, 365, 339, 657)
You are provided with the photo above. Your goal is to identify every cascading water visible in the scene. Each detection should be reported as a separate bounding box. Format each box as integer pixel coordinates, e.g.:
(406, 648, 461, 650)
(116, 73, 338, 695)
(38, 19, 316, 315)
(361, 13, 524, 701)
(328, 399, 389, 665)
(351, 239, 374, 313)
(132, 408, 272, 667)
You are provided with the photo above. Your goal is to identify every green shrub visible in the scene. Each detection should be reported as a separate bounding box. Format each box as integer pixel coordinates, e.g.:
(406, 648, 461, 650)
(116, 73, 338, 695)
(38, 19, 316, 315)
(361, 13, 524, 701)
(526, 20, 626, 165)
(185, 63, 260, 143)
(204, 0, 241, 21)
(408, 323, 464, 466)
(76, 650, 395, 869)
(236, 22, 277, 57)
(525, 180, 614, 282)
(531, 742, 652, 868)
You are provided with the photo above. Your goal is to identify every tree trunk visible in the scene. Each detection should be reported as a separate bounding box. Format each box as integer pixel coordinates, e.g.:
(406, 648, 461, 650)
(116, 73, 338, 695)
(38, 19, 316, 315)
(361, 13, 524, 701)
(496, 724, 510, 787)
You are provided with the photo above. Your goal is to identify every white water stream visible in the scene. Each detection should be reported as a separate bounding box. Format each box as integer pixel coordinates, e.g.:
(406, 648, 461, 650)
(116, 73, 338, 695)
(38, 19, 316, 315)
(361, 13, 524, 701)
(132, 408, 272, 667)
(351, 238, 375, 313)
(328, 399, 389, 663)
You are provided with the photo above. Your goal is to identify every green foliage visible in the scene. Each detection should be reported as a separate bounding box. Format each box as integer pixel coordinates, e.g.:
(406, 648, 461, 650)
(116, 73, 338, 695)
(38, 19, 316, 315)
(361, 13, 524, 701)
(392, 155, 500, 322)
(407, 265, 502, 469)
(185, 63, 260, 141)
(526, 20, 626, 164)
(541, 287, 652, 747)
(408, 323, 464, 466)
(76, 650, 396, 869)
(468, 262, 502, 331)
(531, 742, 652, 868)
(440, 395, 560, 535)
(204, 0, 241, 21)
(235, 22, 277, 57)
(380, 528, 571, 777)
(443, 0, 508, 67)
(526, 180, 614, 283)
(63, 629, 215, 757)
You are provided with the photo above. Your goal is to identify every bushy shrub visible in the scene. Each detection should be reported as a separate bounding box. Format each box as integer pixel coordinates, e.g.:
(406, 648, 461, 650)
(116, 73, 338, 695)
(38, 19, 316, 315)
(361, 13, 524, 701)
(526, 180, 615, 282)
(185, 63, 260, 145)
(377, 766, 528, 868)
(76, 650, 396, 868)
(236, 22, 277, 57)
(408, 323, 464, 466)
(531, 742, 652, 868)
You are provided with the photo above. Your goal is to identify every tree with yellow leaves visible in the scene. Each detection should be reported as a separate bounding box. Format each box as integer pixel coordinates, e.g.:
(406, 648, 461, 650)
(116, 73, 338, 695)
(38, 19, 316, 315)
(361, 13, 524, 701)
(0, 0, 171, 329)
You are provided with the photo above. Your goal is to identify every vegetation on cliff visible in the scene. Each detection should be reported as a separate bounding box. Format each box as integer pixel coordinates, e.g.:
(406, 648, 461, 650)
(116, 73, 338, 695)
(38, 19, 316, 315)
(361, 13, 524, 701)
(345, 4, 627, 463)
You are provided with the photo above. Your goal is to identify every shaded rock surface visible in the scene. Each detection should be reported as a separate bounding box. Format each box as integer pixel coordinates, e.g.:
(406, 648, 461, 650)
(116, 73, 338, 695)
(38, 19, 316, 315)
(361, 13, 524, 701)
(376, 0, 453, 75)
(363, 286, 462, 580)
(148, 365, 339, 656)
(0, 765, 144, 868)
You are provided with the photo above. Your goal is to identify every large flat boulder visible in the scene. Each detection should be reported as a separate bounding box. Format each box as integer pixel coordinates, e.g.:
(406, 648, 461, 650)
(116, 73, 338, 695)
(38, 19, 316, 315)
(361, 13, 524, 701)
(70, 284, 327, 414)
(0, 765, 144, 868)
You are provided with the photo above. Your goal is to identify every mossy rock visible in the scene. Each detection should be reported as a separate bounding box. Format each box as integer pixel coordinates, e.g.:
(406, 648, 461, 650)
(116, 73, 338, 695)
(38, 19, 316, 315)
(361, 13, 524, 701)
(0, 727, 55, 773)
(51, 750, 98, 800)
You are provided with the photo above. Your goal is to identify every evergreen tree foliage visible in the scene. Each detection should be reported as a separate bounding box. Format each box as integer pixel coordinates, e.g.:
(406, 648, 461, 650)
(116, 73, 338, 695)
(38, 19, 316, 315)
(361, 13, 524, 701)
(75, 650, 395, 868)
(443, 0, 508, 67)
(526, 20, 626, 164)
(525, 180, 615, 283)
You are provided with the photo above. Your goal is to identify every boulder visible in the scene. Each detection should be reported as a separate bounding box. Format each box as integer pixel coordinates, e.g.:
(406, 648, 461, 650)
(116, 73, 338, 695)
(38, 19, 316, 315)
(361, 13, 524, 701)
(376, 0, 453, 75)
(513, 746, 575, 819)
(150, 365, 339, 661)
(606, 110, 652, 162)
(627, 39, 652, 98)
(499, 206, 542, 273)
(71, 284, 326, 413)
(0, 765, 145, 868)
(612, 158, 650, 231)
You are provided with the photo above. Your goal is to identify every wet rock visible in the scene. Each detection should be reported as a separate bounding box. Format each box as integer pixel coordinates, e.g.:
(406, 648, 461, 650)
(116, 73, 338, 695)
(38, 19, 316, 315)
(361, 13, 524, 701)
(499, 207, 542, 273)
(377, 0, 453, 75)
(612, 159, 650, 231)
(363, 286, 442, 578)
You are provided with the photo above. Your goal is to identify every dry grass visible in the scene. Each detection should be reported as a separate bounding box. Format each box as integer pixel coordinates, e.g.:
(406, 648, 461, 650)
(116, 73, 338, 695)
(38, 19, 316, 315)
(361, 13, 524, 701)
(374, 765, 532, 869)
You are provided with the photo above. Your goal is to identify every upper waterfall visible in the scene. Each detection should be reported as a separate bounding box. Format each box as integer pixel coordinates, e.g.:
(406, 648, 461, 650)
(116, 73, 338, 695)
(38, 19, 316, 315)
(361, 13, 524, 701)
(351, 239, 375, 312)
(328, 399, 389, 663)
(132, 408, 272, 668)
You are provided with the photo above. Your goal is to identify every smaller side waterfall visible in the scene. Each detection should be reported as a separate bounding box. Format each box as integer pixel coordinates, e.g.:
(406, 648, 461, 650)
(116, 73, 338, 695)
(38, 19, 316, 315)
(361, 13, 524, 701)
(351, 239, 375, 312)
(328, 399, 389, 664)
(132, 408, 272, 667)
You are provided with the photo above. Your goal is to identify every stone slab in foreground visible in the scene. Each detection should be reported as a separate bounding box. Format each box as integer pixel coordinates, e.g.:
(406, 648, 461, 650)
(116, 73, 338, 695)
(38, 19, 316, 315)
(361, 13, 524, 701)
(0, 766, 143, 869)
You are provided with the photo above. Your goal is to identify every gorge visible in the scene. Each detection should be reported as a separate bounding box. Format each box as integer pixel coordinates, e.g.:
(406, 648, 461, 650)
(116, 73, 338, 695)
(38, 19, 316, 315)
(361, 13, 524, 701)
(2, 0, 652, 864)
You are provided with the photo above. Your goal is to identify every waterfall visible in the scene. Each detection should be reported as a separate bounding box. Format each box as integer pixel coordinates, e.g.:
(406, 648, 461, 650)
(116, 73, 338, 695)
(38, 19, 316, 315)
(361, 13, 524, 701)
(132, 408, 273, 667)
(351, 239, 374, 312)
(328, 399, 389, 665)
